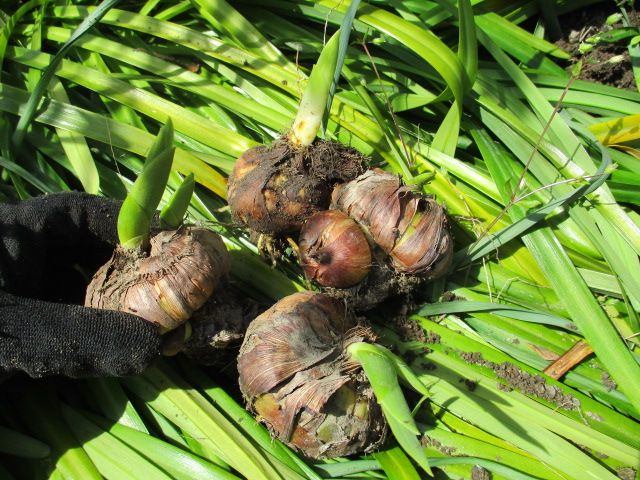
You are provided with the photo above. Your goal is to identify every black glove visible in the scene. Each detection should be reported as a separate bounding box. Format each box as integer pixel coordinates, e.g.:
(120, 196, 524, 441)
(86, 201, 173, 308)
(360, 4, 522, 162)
(0, 192, 161, 378)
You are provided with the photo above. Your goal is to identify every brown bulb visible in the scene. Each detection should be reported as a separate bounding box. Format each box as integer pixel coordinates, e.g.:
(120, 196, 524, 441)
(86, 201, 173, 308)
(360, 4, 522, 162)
(299, 210, 371, 288)
(332, 169, 452, 278)
(227, 140, 367, 236)
(227, 144, 327, 235)
(86, 227, 230, 332)
(238, 292, 387, 459)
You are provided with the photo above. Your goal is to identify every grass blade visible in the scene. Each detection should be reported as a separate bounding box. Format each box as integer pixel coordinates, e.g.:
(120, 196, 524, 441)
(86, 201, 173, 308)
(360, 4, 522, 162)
(11, 0, 121, 149)
(0, 425, 50, 459)
(324, 0, 361, 135)
(48, 78, 99, 194)
(0, 82, 228, 197)
(86, 412, 240, 480)
(60, 405, 173, 480)
(374, 446, 421, 480)
(589, 113, 640, 144)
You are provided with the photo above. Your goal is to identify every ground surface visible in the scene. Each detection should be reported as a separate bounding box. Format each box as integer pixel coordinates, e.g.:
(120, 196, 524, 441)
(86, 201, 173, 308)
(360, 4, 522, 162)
(555, 4, 638, 90)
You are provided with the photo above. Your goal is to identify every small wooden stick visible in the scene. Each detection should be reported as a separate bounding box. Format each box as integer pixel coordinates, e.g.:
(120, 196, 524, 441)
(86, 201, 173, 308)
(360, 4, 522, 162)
(543, 340, 593, 380)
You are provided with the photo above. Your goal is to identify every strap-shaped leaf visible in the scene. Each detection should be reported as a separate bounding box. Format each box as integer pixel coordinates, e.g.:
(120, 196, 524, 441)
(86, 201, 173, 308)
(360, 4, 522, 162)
(348, 342, 432, 475)
(289, 29, 341, 147)
(11, 0, 121, 149)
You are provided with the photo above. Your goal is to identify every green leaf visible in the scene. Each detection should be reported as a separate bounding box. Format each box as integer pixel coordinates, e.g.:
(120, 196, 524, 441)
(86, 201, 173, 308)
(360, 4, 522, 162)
(456, 0, 477, 88)
(176, 358, 320, 480)
(374, 446, 421, 480)
(429, 457, 550, 480)
(348, 342, 432, 475)
(630, 37, 640, 93)
(124, 362, 297, 480)
(0, 425, 50, 459)
(0, 83, 228, 198)
(190, 0, 289, 67)
(60, 405, 173, 480)
(86, 414, 240, 480)
(17, 387, 101, 479)
(7, 46, 257, 158)
(117, 119, 175, 249)
(11, 0, 121, 149)
(416, 300, 574, 330)
(289, 29, 341, 147)
(48, 78, 99, 194)
(0, 0, 45, 82)
(84, 378, 148, 433)
(590, 113, 640, 144)
(159, 172, 194, 229)
(415, 348, 625, 479)
(0, 154, 62, 193)
(323, 0, 361, 135)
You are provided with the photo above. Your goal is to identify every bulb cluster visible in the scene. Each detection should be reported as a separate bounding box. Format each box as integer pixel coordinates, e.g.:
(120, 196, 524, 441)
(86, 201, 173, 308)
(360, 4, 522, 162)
(296, 169, 452, 301)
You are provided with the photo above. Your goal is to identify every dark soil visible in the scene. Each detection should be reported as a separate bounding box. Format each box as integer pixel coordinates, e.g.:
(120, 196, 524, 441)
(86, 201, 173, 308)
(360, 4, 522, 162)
(555, 5, 638, 90)
(471, 465, 492, 480)
(423, 331, 442, 344)
(616, 467, 637, 480)
(182, 285, 261, 366)
(460, 352, 581, 410)
(601, 371, 618, 391)
(421, 435, 458, 456)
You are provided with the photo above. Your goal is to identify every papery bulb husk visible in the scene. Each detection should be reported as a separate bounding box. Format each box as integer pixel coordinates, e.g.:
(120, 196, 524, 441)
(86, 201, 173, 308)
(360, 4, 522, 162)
(85, 227, 230, 331)
(238, 292, 388, 459)
(332, 169, 453, 279)
(227, 139, 366, 236)
(299, 210, 371, 288)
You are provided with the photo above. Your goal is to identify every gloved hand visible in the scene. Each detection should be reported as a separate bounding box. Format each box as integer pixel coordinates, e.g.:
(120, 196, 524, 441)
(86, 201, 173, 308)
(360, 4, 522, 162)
(0, 192, 161, 378)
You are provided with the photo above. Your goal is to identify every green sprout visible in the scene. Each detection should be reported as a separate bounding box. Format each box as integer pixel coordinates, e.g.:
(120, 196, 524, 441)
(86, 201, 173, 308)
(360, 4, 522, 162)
(117, 119, 176, 250)
(159, 172, 195, 230)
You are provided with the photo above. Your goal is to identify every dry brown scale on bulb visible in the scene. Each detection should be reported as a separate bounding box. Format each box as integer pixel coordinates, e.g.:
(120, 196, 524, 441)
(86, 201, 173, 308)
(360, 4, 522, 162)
(86, 225, 262, 365)
(331, 169, 453, 278)
(85, 226, 233, 354)
(237, 291, 388, 459)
